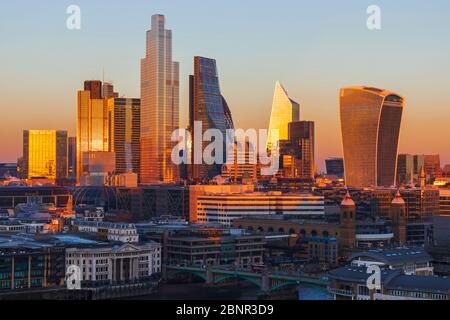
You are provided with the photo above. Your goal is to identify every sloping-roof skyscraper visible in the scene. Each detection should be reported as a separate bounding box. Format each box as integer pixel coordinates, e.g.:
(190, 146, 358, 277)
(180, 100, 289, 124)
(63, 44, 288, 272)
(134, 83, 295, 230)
(267, 82, 300, 150)
(340, 86, 404, 188)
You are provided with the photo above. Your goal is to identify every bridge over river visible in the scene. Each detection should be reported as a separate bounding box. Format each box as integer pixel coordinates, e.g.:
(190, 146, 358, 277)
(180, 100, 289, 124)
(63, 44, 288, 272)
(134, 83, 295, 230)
(165, 265, 329, 294)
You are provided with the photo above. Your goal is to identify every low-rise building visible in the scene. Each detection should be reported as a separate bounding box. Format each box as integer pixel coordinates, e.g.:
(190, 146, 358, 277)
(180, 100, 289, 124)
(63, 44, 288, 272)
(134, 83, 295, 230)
(349, 247, 433, 275)
(73, 220, 139, 243)
(66, 242, 161, 284)
(328, 266, 450, 300)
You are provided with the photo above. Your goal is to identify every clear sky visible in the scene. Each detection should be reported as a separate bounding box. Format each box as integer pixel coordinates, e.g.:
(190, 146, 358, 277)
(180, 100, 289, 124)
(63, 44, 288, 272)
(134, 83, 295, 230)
(1, 0, 450, 171)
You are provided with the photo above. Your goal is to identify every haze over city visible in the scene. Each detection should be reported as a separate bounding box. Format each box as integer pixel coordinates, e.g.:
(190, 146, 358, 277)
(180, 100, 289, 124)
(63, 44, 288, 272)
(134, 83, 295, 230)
(1, 0, 450, 171)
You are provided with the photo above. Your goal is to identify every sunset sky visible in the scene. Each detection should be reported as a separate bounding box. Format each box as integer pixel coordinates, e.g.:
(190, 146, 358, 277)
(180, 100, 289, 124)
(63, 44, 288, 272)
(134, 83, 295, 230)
(1, 0, 449, 171)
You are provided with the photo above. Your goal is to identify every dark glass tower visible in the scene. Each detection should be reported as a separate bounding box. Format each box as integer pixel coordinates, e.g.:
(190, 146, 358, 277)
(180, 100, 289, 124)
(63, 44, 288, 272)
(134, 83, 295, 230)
(189, 56, 234, 180)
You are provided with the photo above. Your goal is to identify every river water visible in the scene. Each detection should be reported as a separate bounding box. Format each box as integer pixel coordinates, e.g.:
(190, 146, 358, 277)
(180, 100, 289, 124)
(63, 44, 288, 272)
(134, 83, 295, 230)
(138, 282, 332, 300)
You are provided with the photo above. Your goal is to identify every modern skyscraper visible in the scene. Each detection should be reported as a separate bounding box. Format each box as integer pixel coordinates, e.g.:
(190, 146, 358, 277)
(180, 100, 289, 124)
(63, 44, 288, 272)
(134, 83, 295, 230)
(141, 14, 180, 183)
(325, 158, 344, 179)
(107, 98, 141, 178)
(267, 82, 300, 150)
(288, 121, 315, 179)
(77, 80, 109, 183)
(340, 86, 404, 188)
(22, 130, 68, 180)
(189, 56, 234, 180)
(68, 137, 77, 182)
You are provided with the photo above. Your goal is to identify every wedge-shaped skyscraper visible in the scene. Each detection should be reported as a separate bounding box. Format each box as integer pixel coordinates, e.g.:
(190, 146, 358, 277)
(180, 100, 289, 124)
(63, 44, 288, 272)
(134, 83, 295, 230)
(267, 82, 300, 149)
(340, 86, 404, 188)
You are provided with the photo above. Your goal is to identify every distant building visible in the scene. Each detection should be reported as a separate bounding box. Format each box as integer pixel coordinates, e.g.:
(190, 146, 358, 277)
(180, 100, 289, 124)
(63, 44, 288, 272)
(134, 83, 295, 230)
(278, 121, 315, 180)
(267, 82, 300, 150)
(325, 158, 344, 179)
(21, 130, 68, 181)
(73, 220, 139, 243)
(221, 140, 258, 183)
(397, 154, 424, 185)
(0, 163, 17, 178)
(107, 98, 141, 179)
(340, 86, 404, 188)
(196, 192, 325, 227)
(102, 82, 119, 99)
(68, 137, 77, 182)
(0, 186, 72, 210)
(80, 151, 116, 186)
(424, 154, 441, 182)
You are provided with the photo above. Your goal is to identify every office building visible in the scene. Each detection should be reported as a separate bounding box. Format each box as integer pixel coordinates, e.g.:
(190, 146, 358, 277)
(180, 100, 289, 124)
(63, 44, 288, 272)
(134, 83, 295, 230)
(80, 151, 116, 186)
(77, 80, 109, 183)
(21, 130, 68, 180)
(325, 158, 344, 179)
(68, 137, 77, 182)
(189, 56, 234, 180)
(66, 242, 161, 283)
(221, 140, 258, 183)
(141, 14, 180, 183)
(328, 266, 450, 300)
(195, 192, 325, 227)
(102, 82, 118, 99)
(396, 154, 425, 185)
(0, 245, 65, 291)
(288, 121, 315, 179)
(424, 154, 441, 182)
(340, 86, 404, 187)
(267, 82, 300, 150)
(107, 98, 141, 178)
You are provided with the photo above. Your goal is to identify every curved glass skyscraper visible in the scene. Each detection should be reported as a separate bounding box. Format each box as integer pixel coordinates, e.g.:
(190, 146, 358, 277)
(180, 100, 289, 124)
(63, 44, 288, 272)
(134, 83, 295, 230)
(340, 86, 404, 188)
(189, 56, 234, 180)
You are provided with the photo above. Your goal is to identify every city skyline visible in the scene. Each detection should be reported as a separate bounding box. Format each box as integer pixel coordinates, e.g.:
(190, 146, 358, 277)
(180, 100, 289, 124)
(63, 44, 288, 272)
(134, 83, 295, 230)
(1, 1, 450, 172)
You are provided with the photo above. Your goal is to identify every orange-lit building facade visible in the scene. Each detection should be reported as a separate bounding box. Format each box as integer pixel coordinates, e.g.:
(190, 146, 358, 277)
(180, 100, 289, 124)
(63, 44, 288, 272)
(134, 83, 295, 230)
(21, 130, 68, 180)
(107, 98, 141, 178)
(140, 14, 180, 183)
(76, 80, 109, 184)
(340, 86, 404, 188)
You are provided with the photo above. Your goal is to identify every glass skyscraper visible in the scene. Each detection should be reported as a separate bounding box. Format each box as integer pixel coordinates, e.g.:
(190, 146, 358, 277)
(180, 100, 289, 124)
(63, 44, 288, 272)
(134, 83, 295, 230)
(340, 86, 404, 188)
(22, 130, 68, 180)
(189, 56, 234, 180)
(141, 14, 180, 183)
(267, 82, 300, 150)
(107, 98, 141, 178)
(76, 80, 109, 184)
